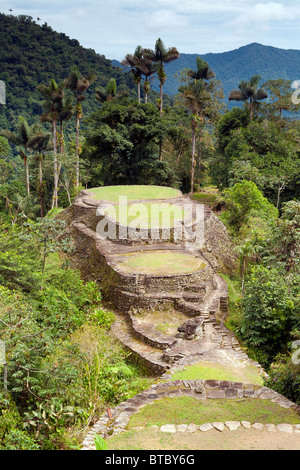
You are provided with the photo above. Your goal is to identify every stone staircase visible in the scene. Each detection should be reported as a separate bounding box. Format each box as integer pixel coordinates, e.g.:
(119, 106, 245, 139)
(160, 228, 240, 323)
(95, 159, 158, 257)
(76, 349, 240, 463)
(110, 314, 171, 375)
(109, 297, 251, 377)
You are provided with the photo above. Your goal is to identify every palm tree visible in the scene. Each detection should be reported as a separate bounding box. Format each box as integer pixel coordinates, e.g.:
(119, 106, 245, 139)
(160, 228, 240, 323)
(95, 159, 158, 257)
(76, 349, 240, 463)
(95, 78, 117, 103)
(37, 79, 64, 208)
(187, 57, 215, 81)
(144, 38, 179, 114)
(229, 75, 268, 121)
(122, 46, 144, 103)
(179, 58, 216, 196)
(1, 116, 33, 196)
(27, 125, 51, 217)
(233, 238, 259, 291)
(141, 61, 158, 104)
(179, 80, 212, 196)
(58, 95, 74, 155)
(64, 68, 96, 188)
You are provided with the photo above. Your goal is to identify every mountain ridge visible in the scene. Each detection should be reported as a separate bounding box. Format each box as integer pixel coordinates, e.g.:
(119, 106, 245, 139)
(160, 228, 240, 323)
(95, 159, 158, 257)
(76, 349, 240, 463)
(113, 42, 300, 98)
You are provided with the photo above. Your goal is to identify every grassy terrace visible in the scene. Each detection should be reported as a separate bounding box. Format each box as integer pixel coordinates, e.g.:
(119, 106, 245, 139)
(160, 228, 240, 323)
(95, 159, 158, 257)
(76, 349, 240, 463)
(115, 250, 206, 276)
(125, 396, 300, 430)
(86, 185, 182, 203)
(100, 201, 189, 229)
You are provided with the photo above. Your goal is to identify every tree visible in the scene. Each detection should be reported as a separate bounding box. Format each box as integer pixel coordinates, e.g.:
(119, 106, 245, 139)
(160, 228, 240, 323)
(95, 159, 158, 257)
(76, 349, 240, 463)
(229, 75, 268, 121)
(220, 180, 278, 235)
(121, 46, 144, 103)
(144, 38, 179, 115)
(95, 78, 117, 103)
(1, 116, 33, 196)
(261, 79, 299, 120)
(83, 97, 176, 186)
(240, 265, 297, 365)
(21, 218, 73, 290)
(57, 95, 74, 155)
(179, 58, 218, 196)
(37, 79, 64, 208)
(233, 238, 260, 291)
(27, 125, 51, 217)
(64, 67, 96, 188)
(270, 200, 300, 273)
(187, 56, 215, 81)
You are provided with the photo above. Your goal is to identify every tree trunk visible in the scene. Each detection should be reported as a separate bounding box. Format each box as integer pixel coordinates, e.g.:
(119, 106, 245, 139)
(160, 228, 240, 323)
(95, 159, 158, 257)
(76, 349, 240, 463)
(191, 128, 196, 197)
(249, 98, 253, 122)
(38, 155, 45, 218)
(159, 139, 163, 161)
(52, 118, 58, 209)
(137, 82, 141, 104)
(25, 154, 30, 196)
(160, 82, 163, 115)
(276, 182, 285, 209)
(60, 121, 64, 155)
(198, 132, 203, 178)
(75, 112, 80, 188)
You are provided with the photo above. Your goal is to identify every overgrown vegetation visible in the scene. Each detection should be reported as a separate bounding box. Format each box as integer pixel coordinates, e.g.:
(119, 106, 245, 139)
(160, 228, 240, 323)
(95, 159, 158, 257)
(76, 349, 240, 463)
(0, 221, 154, 450)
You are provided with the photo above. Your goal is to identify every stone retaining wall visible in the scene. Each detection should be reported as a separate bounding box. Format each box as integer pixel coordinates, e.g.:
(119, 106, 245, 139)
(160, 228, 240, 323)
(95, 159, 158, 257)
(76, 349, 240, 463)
(81, 379, 300, 449)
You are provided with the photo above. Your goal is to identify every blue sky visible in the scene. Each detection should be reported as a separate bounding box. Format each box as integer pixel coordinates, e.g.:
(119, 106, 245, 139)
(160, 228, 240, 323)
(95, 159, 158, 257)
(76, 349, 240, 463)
(2, 1, 300, 60)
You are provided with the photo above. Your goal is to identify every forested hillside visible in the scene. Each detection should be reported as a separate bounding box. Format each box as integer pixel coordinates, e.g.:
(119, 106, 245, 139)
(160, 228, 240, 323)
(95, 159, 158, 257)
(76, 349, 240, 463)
(0, 13, 135, 131)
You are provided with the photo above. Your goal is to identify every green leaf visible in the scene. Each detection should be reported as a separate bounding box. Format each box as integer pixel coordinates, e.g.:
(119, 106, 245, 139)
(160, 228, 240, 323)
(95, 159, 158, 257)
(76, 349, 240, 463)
(94, 434, 108, 450)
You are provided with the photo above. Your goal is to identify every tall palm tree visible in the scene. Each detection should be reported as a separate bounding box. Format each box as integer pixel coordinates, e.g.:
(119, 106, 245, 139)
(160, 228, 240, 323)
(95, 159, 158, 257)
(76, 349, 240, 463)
(122, 46, 143, 103)
(1, 116, 33, 196)
(64, 68, 96, 188)
(179, 58, 216, 196)
(179, 80, 212, 196)
(27, 125, 51, 217)
(144, 38, 179, 114)
(58, 95, 74, 155)
(37, 79, 64, 208)
(229, 75, 268, 121)
(141, 61, 158, 104)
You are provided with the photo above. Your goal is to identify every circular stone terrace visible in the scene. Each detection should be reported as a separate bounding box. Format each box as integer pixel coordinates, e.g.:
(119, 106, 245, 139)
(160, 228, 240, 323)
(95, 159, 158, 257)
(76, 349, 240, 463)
(85, 185, 182, 203)
(111, 250, 207, 276)
(84, 185, 206, 277)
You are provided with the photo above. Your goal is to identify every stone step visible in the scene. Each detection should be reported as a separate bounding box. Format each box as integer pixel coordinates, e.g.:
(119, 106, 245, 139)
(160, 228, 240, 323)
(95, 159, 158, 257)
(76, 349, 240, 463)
(174, 298, 214, 317)
(184, 284, 207, 293)
(182, 292, 205, 303)
(129, 314, 177, 351)
(110, 317, 170, 375)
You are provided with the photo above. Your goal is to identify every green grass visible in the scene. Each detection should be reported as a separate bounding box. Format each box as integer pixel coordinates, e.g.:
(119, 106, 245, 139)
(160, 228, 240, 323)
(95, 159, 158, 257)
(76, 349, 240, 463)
(101, 201, 189, 229)
(192, 186, 219, 206)
(116, 251, 207, 275)
(86, 185, 181, 203)
(170, 362, 264, 386)
(126, 396, 300, 429)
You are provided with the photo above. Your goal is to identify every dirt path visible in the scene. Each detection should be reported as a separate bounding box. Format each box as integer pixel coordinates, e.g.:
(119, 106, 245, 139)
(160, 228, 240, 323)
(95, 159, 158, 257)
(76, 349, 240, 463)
(107, 426, 300, 450)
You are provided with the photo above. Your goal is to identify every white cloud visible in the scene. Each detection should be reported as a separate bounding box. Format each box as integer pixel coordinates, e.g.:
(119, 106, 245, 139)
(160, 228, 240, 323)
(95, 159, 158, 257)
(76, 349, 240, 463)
(234, 2, 300, 26)
(3, 0, 300, 59)
(142, 9, 188, 31)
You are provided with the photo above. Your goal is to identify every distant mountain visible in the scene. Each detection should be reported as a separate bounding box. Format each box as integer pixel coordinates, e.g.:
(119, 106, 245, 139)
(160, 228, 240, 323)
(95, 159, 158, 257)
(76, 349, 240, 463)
(2, 11, 300, 132)
(113, 43, 300, 102)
